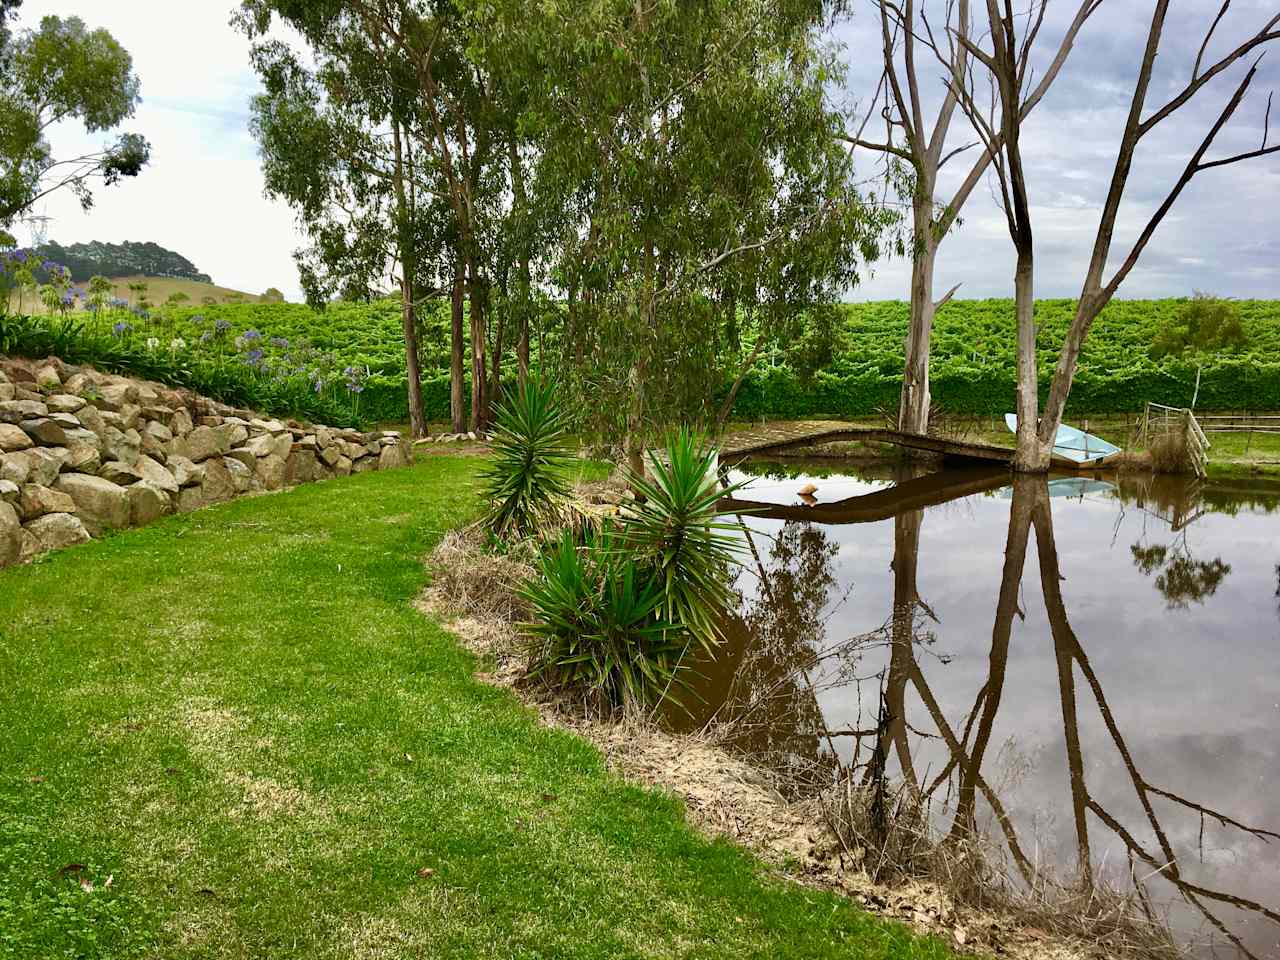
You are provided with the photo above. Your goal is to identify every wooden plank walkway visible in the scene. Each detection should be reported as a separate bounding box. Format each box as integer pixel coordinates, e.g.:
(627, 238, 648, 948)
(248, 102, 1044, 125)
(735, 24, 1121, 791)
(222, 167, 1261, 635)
(719, 420, 1014, 465)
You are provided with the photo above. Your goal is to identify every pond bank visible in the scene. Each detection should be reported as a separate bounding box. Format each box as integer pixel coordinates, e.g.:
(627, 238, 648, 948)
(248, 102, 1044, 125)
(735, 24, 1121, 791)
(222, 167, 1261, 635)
(422, 482, 1194, 960)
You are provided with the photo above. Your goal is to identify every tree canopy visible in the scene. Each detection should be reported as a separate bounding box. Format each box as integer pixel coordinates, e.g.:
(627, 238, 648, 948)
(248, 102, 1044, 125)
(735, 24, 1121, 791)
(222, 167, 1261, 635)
(0, 13, 150, 228)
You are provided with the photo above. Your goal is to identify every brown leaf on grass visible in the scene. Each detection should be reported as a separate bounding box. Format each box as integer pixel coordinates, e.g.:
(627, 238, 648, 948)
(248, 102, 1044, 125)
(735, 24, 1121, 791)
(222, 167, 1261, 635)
(416, 867, 436, 878)
(79, 877, 95, 893)
(540, 793, 557, 803)
(29, 775, 45, 784)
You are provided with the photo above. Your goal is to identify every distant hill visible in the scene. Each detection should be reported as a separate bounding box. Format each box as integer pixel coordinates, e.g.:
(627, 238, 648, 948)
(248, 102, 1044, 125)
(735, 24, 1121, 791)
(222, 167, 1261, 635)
(102, 276, 264, 306)
(35, 240, 213, 284)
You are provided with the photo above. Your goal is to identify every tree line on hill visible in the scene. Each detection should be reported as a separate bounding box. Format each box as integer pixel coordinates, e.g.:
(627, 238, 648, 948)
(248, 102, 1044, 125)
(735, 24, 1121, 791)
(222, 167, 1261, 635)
(33, 241, 213, 284)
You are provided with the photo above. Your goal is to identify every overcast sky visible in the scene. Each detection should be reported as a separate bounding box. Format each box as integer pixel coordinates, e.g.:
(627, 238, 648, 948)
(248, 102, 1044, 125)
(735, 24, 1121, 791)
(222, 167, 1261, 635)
(16, 0, 1280, 303)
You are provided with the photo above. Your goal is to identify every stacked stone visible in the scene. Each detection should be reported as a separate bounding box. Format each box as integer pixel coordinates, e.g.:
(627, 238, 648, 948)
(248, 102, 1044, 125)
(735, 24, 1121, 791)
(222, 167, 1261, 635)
(0, 358, 412, 568)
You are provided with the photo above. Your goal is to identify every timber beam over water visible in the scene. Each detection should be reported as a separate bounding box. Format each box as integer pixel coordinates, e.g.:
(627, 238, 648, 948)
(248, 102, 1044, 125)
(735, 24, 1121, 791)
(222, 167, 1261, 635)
(719, 420, 1015, 465)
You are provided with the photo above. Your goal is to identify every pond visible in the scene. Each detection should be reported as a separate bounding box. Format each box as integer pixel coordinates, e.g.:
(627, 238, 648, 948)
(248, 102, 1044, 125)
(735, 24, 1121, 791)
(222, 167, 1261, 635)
(682, 460, 1280, 958)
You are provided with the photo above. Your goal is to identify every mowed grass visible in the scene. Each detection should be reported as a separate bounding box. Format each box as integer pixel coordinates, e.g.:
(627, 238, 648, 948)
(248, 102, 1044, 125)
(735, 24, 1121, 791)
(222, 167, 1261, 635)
(0, 457, 957, 960)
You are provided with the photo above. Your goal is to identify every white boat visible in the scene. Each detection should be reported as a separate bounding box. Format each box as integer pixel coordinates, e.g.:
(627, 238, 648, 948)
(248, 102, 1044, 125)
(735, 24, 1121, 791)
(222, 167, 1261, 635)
(1004, 414, 1122, 469)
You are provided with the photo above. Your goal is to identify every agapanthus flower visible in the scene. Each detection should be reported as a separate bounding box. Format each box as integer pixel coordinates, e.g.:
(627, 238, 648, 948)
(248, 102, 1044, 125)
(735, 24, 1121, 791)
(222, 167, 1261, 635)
(146, 337, 160, 351)
(242, 329, 262, 342)
(112, 321, 132, 337)
(244, 347, 265, 367)
(269, 336, 288, 349)
(200, 330, 214, 344)
(214, 318, 232, 334)
(170, 337, 186, 351)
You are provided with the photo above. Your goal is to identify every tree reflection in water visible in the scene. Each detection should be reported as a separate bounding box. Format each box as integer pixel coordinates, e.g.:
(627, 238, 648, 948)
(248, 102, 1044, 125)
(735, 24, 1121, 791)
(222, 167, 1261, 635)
(708, 469, 1280, 958)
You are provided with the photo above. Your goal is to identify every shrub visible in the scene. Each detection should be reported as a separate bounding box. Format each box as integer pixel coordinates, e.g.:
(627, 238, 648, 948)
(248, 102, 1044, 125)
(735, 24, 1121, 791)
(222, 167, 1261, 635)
(1150, 292, 1247, 360)
(481, 377, 574, 538)
(522, 529, 682, 709)
(621, 428, 745, 651)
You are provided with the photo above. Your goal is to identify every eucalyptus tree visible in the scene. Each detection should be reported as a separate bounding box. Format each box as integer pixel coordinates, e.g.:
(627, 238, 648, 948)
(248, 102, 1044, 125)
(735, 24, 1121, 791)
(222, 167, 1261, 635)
(243, 10, 439, 437)
(954, 0, 1279, 471)
(0, 13, 150, 228)
(842, 0, 1099, 437)
(472, 0, 886, 471)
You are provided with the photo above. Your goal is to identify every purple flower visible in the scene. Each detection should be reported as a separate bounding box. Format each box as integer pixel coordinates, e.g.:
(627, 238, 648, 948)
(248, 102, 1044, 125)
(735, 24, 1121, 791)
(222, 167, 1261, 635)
(269, 336, 288, 349)
(244, 347, 265, 367)
(112, 321, 132, 337)
(200, 330, 214, 344)
(242, 329, 262, 342)
(214, 318, 232, 334)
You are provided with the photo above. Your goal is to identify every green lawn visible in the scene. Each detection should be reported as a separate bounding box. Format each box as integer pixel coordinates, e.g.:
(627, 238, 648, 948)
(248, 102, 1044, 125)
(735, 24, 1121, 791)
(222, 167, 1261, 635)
(0, 457, 956, 960)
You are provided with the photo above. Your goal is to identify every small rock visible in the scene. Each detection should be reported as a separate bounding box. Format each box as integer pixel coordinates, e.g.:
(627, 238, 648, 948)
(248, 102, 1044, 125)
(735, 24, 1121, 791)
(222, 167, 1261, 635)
(99, 460, 143, 486)
(0, 479, 17, 502)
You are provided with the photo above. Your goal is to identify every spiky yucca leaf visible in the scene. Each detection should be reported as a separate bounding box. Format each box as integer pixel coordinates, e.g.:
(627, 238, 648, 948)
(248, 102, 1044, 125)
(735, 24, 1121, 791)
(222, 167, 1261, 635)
(481, 377, 574, 538)
(620, 428, 747, 651)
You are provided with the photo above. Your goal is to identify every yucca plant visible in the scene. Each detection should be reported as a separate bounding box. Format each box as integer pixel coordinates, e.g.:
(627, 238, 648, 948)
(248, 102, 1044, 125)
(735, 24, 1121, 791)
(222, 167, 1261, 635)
(522, 529, 684, 709)
(481, 377, 575, 539)
(620, 428, 747, 652)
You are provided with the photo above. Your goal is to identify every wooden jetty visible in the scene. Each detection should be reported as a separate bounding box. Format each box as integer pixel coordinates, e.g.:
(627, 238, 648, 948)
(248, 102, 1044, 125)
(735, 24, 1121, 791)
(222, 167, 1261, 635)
(719, 420, 1014, 465)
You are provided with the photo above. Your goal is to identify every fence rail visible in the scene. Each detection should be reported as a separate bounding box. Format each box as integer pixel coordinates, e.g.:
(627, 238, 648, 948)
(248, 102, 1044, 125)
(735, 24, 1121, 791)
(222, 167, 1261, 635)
(1196, 413, 1280, 434)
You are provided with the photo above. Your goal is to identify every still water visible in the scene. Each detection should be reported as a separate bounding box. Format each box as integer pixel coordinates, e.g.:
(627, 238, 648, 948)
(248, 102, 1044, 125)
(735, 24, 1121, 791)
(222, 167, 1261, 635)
(687, 461, 1280, 958)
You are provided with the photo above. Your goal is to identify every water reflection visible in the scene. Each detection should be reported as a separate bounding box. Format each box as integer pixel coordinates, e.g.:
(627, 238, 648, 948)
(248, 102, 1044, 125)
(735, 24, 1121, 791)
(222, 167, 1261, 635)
(695, 464, 1280, 958)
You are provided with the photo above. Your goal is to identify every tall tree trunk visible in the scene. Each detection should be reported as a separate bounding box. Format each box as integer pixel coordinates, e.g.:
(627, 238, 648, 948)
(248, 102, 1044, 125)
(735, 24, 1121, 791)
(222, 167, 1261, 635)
(899, 200, 938, 437)
(392, 121, 427, 439)
(1011, 253, 1050, 472)
(509, 134, 531, 387)
(450, 258, 466, 434)
(716, 337, 765, 430)
(468, 256, 487, 433)
(488, 288, 505, 413)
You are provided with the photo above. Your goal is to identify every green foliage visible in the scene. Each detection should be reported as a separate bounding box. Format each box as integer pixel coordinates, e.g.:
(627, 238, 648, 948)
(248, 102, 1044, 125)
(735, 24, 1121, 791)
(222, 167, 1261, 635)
(522, 529, 683, 709)
(621, 429, 745, 651)
(1149, 293, 1248, 360)
(0, 311, 365, 426)
(481, 377, 574, 538)
(1, 15, 149, 225)
(261, 287, 285, 303)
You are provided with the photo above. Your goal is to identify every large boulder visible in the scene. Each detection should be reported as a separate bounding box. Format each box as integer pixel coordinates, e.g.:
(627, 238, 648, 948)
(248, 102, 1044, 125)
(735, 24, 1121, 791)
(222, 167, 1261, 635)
(101, 426, 141, 467)
(379, 442, 411, 471)
(61, 441, 101, 475)
(74, 402, 105, 436)
(285, 448, 320, 485)
(201, 458, 236, 503)
(0, 399, 48, 423)
(18, 484, 78, 519)
(9, 448, 63, 486)
(99, 460, 143, 485)
(46, 393, 86, 415)
(254, 453, 287, 490)
(0, 502, 19, 567)
(136, 455, 179, 494)
(20, 418, 68, 447)
(0, 423, 33, 452)
(53, 474, 130, 534)
(26, 512, 91, 552)
(175, 485, 206, 513)
(93, 381, 136, 412)
(224, 457, 255, 493)
(0, 454, 30, 486)
(170, 407, 194, 436)
(171, 424, 228, 463)
(245, 432, 291, 459)
(167, 455, 204, 488)
(128, 482, 171, 525)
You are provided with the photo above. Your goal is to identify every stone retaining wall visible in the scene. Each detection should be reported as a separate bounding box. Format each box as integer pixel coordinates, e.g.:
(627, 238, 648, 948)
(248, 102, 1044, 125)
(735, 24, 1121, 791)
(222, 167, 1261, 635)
(0, 357, 412, 568)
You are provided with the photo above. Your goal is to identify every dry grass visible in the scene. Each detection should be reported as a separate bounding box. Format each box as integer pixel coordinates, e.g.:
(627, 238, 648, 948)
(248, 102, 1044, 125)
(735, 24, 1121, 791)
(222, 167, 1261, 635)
(820, 772, 1183, 960)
